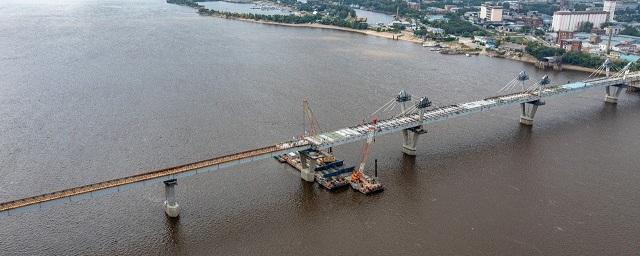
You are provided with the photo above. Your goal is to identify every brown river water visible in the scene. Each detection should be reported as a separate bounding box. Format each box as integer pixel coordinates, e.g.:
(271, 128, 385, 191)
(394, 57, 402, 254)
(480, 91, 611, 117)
(1, 0, 639, 255)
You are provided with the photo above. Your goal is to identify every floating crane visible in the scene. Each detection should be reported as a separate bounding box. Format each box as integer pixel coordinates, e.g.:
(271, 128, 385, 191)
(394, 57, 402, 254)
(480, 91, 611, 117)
(350, 119, 384, 194)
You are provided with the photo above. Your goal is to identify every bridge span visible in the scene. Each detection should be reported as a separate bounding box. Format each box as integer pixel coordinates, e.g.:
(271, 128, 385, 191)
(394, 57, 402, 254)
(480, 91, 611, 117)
(1, 72, 639, 218)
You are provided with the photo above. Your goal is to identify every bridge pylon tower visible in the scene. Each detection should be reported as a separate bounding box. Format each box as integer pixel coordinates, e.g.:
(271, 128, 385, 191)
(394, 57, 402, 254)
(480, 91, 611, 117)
(397, 91, 431, 155)
(520, 75, 550, 125)
(603, 59, 628, 103)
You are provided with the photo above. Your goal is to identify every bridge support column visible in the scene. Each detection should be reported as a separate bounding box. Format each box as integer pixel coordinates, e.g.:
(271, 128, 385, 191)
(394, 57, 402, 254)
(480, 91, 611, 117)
(605, 84, 627, 104)
(299, 150, 315, 182)
(402, 128, 425, 156)
(163, 179, 180, 218)
(519, 100, 545, 126)
(401, 97, 431, 156)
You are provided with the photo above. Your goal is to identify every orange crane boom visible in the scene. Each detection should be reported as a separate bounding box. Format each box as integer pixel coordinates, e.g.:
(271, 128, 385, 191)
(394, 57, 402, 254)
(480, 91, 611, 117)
(352, 119, 377, 182)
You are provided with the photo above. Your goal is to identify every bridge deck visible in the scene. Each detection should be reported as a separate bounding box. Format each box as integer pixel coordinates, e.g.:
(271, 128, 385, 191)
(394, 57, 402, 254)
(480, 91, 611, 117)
(306, 75, 636, 149)
(0, 140, 309, 216)
(1, 73, 638, 217)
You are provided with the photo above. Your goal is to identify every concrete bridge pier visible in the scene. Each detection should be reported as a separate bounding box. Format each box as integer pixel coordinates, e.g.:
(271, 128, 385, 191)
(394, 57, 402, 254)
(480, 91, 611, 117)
(163, 179, 180, 218)
(628, 79, 640, 92)
(401, 96, 431, 156)
(605, 84, 627, 104)
(299, 150, 315, 182)
(520, 100, 545, 126)
(402, 128, 425, 156)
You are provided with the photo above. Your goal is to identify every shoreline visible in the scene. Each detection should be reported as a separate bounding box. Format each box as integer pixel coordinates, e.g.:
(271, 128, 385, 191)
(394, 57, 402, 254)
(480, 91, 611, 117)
(205, 13, 424, 43)
(200, 12, 600, 74)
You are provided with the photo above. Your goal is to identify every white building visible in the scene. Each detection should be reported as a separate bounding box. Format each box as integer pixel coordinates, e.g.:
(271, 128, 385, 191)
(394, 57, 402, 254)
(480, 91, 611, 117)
(551, 11, 609, 32)
(480, 3, 503, 22)
(603, 0, 616, 22)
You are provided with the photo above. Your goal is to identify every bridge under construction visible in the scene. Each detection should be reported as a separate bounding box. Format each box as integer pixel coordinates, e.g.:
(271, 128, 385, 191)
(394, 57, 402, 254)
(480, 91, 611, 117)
(1, 64, 639, 218)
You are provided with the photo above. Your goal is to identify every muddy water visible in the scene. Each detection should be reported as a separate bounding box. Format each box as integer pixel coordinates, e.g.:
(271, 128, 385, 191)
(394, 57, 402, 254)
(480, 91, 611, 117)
(1, 0, 639, 255)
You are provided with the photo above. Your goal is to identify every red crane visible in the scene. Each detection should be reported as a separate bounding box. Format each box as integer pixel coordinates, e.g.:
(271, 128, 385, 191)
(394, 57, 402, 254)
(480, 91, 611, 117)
(350, 119, 384, 194)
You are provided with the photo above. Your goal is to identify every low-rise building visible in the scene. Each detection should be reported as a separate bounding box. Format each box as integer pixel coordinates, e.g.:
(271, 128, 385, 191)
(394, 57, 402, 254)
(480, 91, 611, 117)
(520, 15, 543, 28)
(424, 26, 444, 34)
(560, 39, 583, 52)
(407, 1, 420, 11)
(474, 36, 497, 48)
(615, 42, 638, 54)
(605, 26, 623, 36)
(501, 42, 526, 52)
(556, 31, 574, 43)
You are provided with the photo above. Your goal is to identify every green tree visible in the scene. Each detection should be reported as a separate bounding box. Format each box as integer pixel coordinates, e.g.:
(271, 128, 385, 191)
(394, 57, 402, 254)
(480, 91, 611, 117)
(574, 3, 588, 11)
(525, 42, 565, 60)
(520, 3, 558, 16)
(578, 22, 594, 33)
(562, 52, 606, 68)
(620, 26, 640, 37)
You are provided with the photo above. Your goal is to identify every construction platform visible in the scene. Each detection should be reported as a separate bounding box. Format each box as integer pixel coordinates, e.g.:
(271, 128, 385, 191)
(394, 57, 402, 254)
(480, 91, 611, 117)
(275, 149, 354, 190)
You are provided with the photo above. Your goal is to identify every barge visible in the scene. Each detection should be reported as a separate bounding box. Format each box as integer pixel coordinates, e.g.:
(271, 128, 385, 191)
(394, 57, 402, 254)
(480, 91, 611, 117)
(274, 149, 354, 190)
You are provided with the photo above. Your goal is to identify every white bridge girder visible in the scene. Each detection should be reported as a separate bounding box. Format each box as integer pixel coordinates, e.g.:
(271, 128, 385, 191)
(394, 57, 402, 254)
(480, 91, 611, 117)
(2, 73, 639, 217)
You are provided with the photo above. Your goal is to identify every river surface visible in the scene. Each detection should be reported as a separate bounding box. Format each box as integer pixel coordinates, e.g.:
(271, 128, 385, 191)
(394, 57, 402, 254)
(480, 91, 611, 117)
(198, 1, 291, 15)
(1, 0, 640, 255)
(355, 9, 394, 25)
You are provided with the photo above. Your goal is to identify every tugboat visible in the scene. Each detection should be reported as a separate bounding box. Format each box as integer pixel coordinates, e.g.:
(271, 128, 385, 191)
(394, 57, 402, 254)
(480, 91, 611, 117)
(350, 173, 384, 194)
(349, 119, 384, 194)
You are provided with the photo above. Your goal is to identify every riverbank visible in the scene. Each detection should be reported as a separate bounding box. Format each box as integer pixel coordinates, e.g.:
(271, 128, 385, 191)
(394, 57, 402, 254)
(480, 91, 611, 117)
(202, 12, 424, 43)
(196, 7, 601, 74)
(501, 55, 601, 74)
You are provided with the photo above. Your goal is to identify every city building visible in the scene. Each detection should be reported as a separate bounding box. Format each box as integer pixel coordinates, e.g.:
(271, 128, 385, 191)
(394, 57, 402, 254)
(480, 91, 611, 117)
(557, 31, 574, 43)
(551, 11, 609, 32)
(480, 3, 503, 22)
(520, 15, 543, 28)
(444, 5, 457, 11)
(560, 39, 583, 52)
(426, 27, 445, 34)
(603, 0, 616, 22)
(605, 26, 623, 36)
(615, 42, 637, 54)
(407, 1, 421, 11)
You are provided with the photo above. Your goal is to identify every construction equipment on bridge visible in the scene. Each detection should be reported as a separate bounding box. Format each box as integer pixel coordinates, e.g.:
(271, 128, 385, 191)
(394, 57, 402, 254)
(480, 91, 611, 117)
(350, 119, 384, 194)
(275, 149, 354, 190)
(276, 99, 350, 189)
(303, 98, 320, 137)
(302, 99, 335, 163)
(3, 67, 640, 217)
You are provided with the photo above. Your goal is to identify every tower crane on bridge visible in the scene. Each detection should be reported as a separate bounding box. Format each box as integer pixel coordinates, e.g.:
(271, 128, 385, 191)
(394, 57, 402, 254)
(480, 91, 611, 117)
(303, 98, 321, 137)
(350, 119, 384, 194)
(302, 99, 335, 163)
